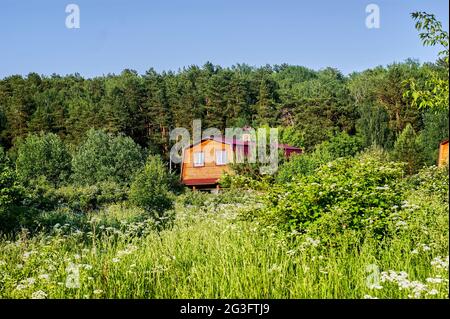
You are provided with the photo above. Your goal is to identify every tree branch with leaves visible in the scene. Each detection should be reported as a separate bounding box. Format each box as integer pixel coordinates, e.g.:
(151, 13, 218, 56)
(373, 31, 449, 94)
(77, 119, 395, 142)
(404, 12, 449, 109)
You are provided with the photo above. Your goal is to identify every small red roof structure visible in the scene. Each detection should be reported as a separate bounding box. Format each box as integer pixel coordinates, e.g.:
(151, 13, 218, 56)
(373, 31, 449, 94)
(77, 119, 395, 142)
(190, 136, 303, 157)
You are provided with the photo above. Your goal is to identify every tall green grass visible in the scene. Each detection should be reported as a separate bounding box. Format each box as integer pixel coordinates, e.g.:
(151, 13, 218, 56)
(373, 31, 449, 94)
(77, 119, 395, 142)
(0, 190, 448, 299)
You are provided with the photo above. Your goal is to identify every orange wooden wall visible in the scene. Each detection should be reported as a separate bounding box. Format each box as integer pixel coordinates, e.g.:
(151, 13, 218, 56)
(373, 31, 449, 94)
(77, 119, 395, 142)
(438, 141, 449, 167)
(181, 140, 233, 182)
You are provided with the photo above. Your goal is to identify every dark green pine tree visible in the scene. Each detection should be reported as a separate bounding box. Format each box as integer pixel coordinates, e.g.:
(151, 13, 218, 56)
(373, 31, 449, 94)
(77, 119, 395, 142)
(255, 77, 278, 126)
(168, 69, 204, 129)
(2, 75, 37, 146)
(143, 69, 173, 156)
(102, 85, 129, 135)
(225, 74, 251, 127)
(204, 72, 230, 130)
(102, 70, 146, 144)
(392, 123, 425, 174)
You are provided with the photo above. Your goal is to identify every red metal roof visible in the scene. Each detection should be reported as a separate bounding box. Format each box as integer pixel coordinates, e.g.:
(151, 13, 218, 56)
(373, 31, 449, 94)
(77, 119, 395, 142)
(185, 136, 302, 152)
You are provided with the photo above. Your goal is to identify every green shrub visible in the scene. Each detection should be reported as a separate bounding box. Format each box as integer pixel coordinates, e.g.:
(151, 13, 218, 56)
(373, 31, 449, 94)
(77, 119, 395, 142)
(0, 163, 29, 233)
(129, 155, 174, 216)
(71, 129, 144, 186)
(34, 204, 153, 234)
(391, 124, 426, 174)
(277, 132, 363, 183)
(317, 132, 363, 158)
(0, 165, 23, 211)
(54, 182, 128, 213)
(179, 189, 211, 207)
(279, 126, 304, 148)
(34, 207, 86, 231)
(23, 176, 59, 211)
(405, 165, 449, 200)
(276, 153, 325, 183)
(20, 178, 128, 214)
(0, 146, 6, 168)
(220, 172, 273, 190)
(259, 152, 406, 239)
(15, 133, 71, 186)
(376, 164, 449, 251)
(212, 188, 255, 205)
(356, 103, 394, 149)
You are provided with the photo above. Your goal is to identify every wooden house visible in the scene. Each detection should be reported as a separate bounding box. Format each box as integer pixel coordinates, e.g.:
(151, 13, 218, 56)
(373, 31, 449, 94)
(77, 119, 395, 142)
(438, 139, 449, 167)
(180, 136, 302, 188)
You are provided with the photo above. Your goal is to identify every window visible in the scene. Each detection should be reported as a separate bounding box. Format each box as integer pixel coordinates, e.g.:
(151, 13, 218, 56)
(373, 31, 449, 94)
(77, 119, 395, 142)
(215, 150, 227, 165)
(193, 152, 204, 167)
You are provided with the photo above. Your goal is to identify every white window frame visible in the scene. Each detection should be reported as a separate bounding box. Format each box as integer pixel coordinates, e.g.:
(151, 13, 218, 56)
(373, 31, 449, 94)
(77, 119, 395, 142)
(215, 150, 227, 166)
(193, 152, 205, 167)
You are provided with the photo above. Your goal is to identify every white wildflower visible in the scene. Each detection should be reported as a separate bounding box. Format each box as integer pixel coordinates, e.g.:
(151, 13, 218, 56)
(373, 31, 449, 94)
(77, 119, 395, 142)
(401, 201, 409, 208)
(31, 290, 47, 299)
(286, 249, 296, 256)
(427, 289, 439, 295)
(23, 251, 34, 260)
(15, 284, 26, 290)
(82, 264, 93, 270)
(431, 256, 449, 271)
(395, 221, 407, 227)
(305, 237, 320, 247)
(426, 277, 443, 284)
(38, 274, 50, 281)
(26, 278, 36, 285)
(268, 264, 282, 273)
(369, 284, 383, 290)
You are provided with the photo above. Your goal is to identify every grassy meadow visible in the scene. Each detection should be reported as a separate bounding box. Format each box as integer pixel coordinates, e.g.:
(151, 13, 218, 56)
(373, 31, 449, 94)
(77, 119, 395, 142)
(0, 179, 448, 299)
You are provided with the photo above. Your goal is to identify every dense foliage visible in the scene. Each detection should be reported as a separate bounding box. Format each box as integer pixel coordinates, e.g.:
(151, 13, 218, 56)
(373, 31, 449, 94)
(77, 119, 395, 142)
(129, 155, 174, 218)
(0, 175, 447, 298)
(0, 60, 446, 157)
(71, 129, 144, 186)
(258, 151, 407, 238)
(392, 124, 425, 174)
(15, 133, 71, 187)
(0, 157, 26, 233)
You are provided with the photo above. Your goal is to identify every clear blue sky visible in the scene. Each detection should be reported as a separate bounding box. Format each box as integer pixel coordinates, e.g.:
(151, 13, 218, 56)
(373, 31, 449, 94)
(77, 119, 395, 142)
(1, 0, 448, 78)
